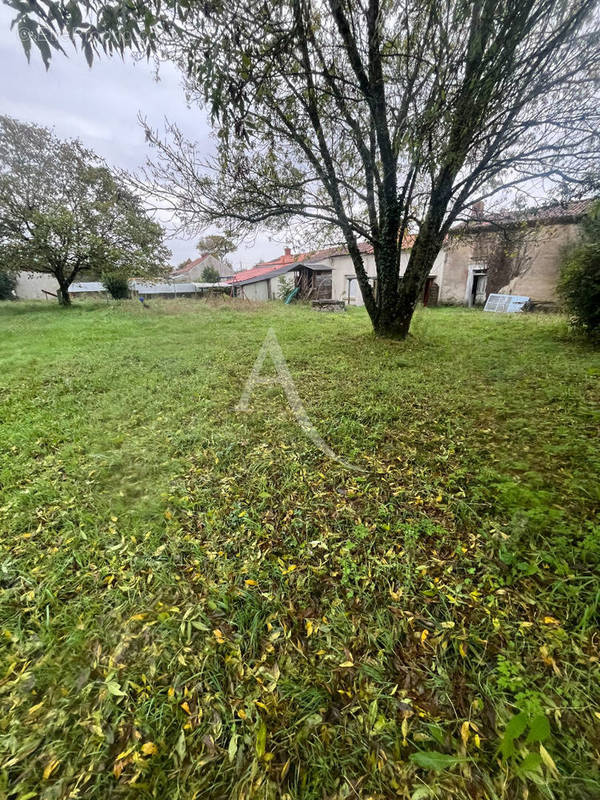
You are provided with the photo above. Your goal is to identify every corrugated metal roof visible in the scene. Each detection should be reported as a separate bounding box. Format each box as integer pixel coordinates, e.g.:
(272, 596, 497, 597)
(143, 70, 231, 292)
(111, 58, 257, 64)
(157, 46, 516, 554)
(133, 282, 197, 294)
(69, 282, 106, 293)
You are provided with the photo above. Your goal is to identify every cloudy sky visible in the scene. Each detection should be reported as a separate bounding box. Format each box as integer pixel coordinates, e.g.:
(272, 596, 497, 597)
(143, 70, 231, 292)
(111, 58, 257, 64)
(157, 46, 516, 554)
(0, 5, 286, 270)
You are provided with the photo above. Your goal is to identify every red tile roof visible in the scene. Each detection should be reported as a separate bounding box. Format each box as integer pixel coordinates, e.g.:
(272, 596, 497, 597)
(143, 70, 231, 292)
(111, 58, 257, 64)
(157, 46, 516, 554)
(171, 254, 210, 276)
(229, 242, 376, 284)
(228, 235, 418, 284)
(228, 263, 289, 284)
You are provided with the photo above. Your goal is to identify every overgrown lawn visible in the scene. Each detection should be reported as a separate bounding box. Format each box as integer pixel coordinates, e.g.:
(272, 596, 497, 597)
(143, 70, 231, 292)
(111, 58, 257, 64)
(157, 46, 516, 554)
(0, 300, 599, 799)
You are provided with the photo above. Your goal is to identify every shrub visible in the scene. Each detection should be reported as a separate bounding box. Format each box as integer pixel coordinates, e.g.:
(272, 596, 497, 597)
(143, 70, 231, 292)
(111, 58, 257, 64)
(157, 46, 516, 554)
(558, 202, 600, 340)
(102, 272, 130, 299)
(201, 265, 221, 283)
(0, 270, 16, 300)
(277, 275, 294, 300)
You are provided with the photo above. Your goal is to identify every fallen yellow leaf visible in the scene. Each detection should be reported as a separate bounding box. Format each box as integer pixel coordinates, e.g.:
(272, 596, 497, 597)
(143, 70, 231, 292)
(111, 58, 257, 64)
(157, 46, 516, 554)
(43, 759, 60, 780)
(339, 660, 354, 668)
(141, 742, 158, 756)
(460, 720, 470, 746)
(540, 743, 559, 776)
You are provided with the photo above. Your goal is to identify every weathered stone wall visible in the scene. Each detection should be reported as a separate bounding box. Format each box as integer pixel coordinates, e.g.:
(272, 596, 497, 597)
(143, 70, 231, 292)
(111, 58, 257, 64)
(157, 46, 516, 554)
(499, 224, 579, 301)
(15, 271, 60, 300)
(440, 222, 581, 305)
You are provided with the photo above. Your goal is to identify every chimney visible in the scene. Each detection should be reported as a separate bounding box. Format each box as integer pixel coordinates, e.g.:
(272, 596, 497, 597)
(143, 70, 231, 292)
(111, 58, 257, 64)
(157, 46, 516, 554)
(284, 247, 292, 258)
(471, 201, 484, 218)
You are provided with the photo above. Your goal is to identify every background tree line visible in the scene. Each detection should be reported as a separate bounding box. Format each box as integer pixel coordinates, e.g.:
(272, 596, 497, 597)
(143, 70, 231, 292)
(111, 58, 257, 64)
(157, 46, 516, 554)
(0, 115, 169, 304)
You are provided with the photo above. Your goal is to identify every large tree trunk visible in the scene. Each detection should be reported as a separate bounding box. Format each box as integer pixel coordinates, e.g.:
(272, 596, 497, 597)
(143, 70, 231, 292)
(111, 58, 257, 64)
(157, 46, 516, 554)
(371, 223, 444, 339)
(349, 207, 445, 339)
(373, 304, 412, 339)
(368, 241, 436, 340)
(57, 281, 71, 306)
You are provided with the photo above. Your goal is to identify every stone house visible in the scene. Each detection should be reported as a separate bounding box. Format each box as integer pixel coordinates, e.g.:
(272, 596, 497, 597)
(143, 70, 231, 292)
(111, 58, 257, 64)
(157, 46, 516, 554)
(229, 200, 591, 308)
(171, 253, 234, 283)
(439, 201, 591, 308)
(230, 243, 444, 305)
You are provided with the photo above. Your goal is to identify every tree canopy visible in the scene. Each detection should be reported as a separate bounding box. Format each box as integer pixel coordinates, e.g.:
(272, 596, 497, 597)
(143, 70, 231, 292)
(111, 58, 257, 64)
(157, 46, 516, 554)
(0, 115, 170, 304)
(8, 0, 600, 332)
(196, 234, 235, 264)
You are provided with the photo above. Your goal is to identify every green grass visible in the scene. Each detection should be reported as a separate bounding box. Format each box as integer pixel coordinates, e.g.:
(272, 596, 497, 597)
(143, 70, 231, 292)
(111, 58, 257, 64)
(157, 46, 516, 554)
(0, 299, 599, 800)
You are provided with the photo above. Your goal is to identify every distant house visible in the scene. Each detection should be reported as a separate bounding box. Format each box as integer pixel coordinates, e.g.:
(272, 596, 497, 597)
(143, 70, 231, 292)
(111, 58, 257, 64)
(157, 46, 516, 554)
(440, 200, 591, 308)
(229, 243, 443, 306)
(229, 247, 333, 301)
(230, 200, 591, 309)
(171, 253, 234, 283)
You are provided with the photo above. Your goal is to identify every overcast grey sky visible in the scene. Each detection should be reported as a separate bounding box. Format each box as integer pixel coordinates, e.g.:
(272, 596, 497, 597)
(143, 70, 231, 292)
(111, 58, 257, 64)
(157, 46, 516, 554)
(0, 5, 286, 269)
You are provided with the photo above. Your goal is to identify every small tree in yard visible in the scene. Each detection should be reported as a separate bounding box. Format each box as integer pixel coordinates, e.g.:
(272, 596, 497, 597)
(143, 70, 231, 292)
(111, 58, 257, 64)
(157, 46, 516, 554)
(8, 0, 600, 335)
(102, 272, 130, 299)
(558, 201, 600, 340)
(201, 264, 221, 283)
(0, 116, 170, 305)
(277, 276, 294, 301)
